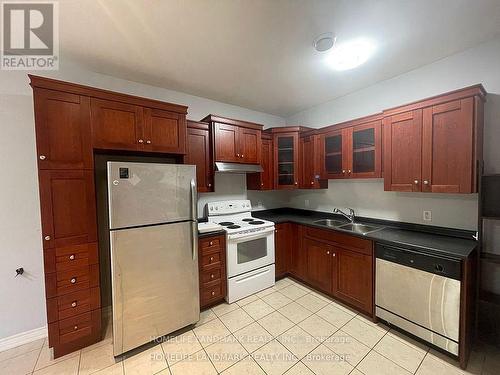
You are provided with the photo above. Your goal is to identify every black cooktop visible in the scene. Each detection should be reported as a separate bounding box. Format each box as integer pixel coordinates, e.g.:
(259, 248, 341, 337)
(227, 225, 241, 229)
(242, 218, 255, 222)
(218, 222, 234, 226)
(248, 221, 264, 225)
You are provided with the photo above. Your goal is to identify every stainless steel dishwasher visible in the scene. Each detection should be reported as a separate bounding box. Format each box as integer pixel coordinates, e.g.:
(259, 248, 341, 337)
(375, 243, 462, 355)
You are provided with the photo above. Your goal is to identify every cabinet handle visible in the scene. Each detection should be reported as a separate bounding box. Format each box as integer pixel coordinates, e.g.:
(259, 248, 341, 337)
(261, 183, 264, 187)
(310, 181, 314, 185)
(74, 325, 78, 331)
(70, 278, 77, 284)
(348, 170, 351, 174)
(333, 253, 336, 257)
(69, 254, 75, 261)
(209, 241, 213, 246)
(146, 140, 151, 144)
(326, 250, 330, 255)
(236, 153, 240, 157)
(210, 256, 214, 262)
(414, 180, 419, 185)
(342, 170, 346, 174)
(44, 235, 51, 241)
(211, 291, 215, 296)
(71, 301, 77, 308)
(138, 139, 144, 144)
(210, 274, 215, 279)
(423, 180, 429, 185)
(241, 154, 244, 158)
(208, 183, 212, 187)
(39, 155, 46, 160)
(294, 181, 298, 185)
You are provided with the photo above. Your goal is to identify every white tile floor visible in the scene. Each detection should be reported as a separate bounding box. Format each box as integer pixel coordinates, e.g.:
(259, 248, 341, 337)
(1, 277, 499, 375)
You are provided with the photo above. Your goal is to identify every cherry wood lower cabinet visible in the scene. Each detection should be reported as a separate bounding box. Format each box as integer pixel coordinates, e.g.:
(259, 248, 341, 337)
(199, 234, 227, 309)
(304, 237, 333, 292)
(275, 223, 291, 278)
(186, 121, 214, 192)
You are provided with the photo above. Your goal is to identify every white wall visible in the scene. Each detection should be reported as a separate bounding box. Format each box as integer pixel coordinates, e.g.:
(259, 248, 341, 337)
(0, 60, 285, 340)
(286, 37, 500, 231)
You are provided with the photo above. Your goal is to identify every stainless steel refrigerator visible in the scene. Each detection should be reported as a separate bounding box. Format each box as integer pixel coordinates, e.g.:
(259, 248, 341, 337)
(107, 161, 199, 356)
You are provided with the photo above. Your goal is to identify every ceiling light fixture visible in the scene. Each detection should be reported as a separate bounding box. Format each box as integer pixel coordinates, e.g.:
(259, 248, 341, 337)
(325, 38, 375, 71)
(313, 32, 336, 52)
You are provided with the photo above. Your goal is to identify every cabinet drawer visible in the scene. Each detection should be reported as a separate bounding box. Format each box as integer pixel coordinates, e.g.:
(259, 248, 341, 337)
(305, 226, 372, 255)
(46, 287, 100, 323)
(58, 312, 93, 343)
(200, 237, 222, 251)
(200, 268, 222, 284)
(48, 310, 101, 349)
(200, 252, 222, 268)
(44, 243, 98, 273)
(201, 282, 224, 304)
(45, 264, 99, 298)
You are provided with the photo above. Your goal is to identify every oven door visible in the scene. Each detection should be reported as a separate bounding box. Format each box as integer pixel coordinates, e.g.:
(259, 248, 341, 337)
(226, 227, 275, 278)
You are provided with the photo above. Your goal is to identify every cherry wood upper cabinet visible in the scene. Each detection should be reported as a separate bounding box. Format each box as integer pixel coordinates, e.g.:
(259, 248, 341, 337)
(384, 85, 485, 193)
(202, 115, 263, 164)
(383, 110, 423, 192)
(38, 170, 97, 250)
(33, 89, 92, 170)
(300, 133, 327, 189)
(186, 121, 214, 192)
(90, 98, 144, 151)
(143, 108, 186, 154)
(247, 134, 273, 190)
(320, 116, 382, 179)
(273, 130, 300, 189)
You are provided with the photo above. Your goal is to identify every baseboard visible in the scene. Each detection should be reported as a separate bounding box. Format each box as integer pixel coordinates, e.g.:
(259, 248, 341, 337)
(0, 326, 48, 352)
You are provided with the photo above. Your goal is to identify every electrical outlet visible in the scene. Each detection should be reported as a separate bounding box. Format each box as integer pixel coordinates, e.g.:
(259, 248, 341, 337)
(423, 210, 432, 221)
(257, 201, 263, 208)
(305, 199, 310, 208)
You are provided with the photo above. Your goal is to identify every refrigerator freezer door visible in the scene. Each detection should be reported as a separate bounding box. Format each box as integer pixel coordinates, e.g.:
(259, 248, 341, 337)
(110, 221, 200, 356)
(108, 162, 197, 229)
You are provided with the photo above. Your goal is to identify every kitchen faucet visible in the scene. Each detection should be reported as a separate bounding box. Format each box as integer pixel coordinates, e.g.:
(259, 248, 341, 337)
(333, 207, 355, 223)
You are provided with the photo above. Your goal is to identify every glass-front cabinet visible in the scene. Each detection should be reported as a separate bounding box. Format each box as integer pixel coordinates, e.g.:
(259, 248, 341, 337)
(321, 119, 381, 179)
(274, 132, 299, 189)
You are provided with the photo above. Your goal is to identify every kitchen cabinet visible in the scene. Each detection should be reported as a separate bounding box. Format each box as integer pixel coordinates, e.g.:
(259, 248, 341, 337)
(275, 223, 291, 278)
(304, 237, 333, 293)
(289, 224, 307, 280)
(143, 108, 186, 154)
(273, 129, 300, 189)
(33, 88, 92, 170)
(247, 133, 273, 190)
(199, 233, 226, 309)
(321, 117, 382, 179)
(384, 86, 485, 193)
(186, 121, 214, 192)
(203, 115, 263, 164)
(300, 133, 327, 189)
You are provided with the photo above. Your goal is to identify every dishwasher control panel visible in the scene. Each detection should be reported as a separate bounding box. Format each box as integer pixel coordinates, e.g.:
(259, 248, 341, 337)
(375, 243, 461, 280)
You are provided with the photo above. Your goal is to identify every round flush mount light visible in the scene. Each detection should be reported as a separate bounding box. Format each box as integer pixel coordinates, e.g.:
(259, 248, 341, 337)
(325, 38, 376, 71)
(313, 32, 336, 52)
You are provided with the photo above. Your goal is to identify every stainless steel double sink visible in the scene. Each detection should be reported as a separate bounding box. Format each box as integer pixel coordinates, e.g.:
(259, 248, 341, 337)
(312, 219, 384, 235)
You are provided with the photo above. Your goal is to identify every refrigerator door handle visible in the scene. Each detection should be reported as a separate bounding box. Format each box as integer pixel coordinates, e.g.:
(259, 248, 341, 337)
(190, 178, 198, 261)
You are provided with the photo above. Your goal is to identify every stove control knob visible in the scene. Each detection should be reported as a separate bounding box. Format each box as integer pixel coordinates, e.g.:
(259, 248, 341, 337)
(209, 207, 213, 211)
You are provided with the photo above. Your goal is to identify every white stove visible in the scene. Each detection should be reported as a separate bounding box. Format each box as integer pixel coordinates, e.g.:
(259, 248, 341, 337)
(207, 200, 275, 303)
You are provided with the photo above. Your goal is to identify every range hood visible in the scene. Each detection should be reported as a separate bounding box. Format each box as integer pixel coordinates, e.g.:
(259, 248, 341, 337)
(215, 162, 263, 173)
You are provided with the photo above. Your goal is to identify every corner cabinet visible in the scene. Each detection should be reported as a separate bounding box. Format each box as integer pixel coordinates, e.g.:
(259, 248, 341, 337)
(321, 116, 382, 179)
(247, 133, 273, 190)
(384, 86, 485, 193)
(186, 121, 214, 192)
(202, 115, 262, 164)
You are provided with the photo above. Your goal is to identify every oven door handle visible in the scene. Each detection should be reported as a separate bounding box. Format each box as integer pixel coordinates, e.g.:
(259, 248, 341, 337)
(227, 227, 275, 241)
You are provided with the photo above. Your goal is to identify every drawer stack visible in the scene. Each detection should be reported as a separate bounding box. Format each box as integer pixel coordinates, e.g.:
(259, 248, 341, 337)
(198, 234, 227, 308)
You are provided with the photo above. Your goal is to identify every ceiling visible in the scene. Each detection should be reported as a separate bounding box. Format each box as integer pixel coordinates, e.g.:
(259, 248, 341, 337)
(60, 0, 500, 117)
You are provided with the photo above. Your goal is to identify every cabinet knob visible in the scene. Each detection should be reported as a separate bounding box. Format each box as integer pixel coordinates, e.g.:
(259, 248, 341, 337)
(138, 139, 144, 144)
(146, 140, 151, 144)
(71, 301, 77, 308)
(423, 180, 429, 185)
(39, 155, 46, 160)
(326, 250, 330, 255)
(44, 235, 51, 241)
(70, 278, 76, 284)
(414, 180, 419, 185)
(69, 254, 75, 260)
(342, 170, 346, 174)
(348, 170, 351, 174)
(74, 325, 78, 331)
(211, 291, 215, 296)
(208, 183, 212, 187)
(333, 253, 336, 257)
(210, 256, 214, 261)
(210, 274, 214, 279)
(241, 154, 244, 158)
(294, 181, 298, 185)
(261, 183, 264, 187)
(236, 153, 240, 157)
(209, 241, 213, 246)
(311, 181, 314, 185)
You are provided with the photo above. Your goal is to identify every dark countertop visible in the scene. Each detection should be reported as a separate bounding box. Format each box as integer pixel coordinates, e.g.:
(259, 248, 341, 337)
(252, 208, 478, 260)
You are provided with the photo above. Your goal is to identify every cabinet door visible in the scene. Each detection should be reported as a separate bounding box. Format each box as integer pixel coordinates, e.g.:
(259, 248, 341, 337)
(275, 223, 290, 278)
(300, 136, 315, 188)
(383, 110, 423, 192)
(33, 89, 92, 169)
(214, 123, 239, 162)
(334, 246, 373, 314)
(143, 108, 186, 154)
(39, 170, 97, 250)
(290, 225, 307, 280)
(274, 133, 299, 189)
(350, 121, 382, 178)
(322, 129, 348, 179)
(90, 98, 143, 151)
(248, 137, 273, 190)
(305, 237, 332, 293)
(186, 127, 213, 192)
(422, 98, 475, 193)
(239, 127, 261, 164)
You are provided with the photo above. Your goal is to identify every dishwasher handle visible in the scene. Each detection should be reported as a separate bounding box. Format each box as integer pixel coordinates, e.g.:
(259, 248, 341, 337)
(375, 243, 461, 281)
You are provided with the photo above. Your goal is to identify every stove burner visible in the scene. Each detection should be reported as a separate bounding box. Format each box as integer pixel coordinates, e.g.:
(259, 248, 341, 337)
(218, 222, 234, 226)
(248, 221, 264, 225)
(242, 218, 255, 222)
(227, 225, 241, 229)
